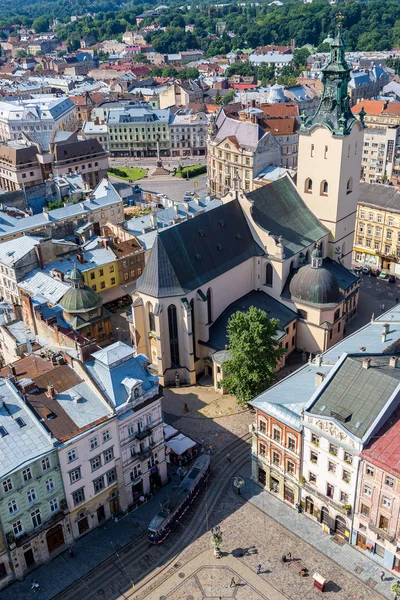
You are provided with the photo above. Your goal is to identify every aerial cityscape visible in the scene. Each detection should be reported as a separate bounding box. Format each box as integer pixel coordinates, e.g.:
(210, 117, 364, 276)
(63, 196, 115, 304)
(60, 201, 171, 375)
(0, 0, 399, 599)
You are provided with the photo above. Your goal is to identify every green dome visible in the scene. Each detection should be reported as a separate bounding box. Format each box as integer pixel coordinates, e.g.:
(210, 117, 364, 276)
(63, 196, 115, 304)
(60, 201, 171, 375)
(60, 285, 103, 313)
(60, 266, 103, 313)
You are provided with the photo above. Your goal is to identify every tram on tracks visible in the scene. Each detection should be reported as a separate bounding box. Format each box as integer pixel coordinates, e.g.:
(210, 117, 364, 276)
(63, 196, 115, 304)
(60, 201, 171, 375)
(148, 454, 211, 544)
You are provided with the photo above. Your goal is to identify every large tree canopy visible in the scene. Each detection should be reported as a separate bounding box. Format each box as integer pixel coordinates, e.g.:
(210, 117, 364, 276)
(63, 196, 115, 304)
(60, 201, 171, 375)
(221, 306, 286, 406)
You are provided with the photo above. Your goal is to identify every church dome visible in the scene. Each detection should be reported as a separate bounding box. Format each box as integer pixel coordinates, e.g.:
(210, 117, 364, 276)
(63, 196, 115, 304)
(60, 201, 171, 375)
(290, 245, 340, 306)
(323, 34, 334, 45)
(267, 83, 286, 104)
(59, 266, 103, 313)
(290, 265, 340, 306)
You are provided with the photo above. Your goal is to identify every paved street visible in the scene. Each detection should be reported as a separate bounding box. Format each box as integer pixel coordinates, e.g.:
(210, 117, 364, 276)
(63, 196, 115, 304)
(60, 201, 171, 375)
(0, 388, 394, 600)
(346, 272, 400, 336)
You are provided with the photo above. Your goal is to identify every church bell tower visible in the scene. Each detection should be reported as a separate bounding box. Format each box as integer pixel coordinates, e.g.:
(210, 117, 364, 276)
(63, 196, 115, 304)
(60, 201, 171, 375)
(296, 16, 364, 269)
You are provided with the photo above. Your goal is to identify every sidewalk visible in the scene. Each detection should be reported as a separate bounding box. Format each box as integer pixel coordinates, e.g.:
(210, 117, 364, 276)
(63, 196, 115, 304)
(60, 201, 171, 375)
(241, 473, 395, 599)
(0, 470, 182, 600)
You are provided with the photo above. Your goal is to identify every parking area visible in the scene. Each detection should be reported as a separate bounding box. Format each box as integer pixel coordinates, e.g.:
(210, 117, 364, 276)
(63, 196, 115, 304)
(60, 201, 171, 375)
(345, 271, 400, 336)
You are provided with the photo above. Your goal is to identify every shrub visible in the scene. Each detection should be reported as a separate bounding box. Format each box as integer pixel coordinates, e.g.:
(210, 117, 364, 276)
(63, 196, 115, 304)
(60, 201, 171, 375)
(179, 164, 207, 179)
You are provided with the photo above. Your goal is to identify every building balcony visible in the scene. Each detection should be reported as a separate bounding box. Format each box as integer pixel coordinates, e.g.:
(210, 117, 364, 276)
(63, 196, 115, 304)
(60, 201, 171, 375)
(368, 522, 396, 543)
(302, 482, 350, 515)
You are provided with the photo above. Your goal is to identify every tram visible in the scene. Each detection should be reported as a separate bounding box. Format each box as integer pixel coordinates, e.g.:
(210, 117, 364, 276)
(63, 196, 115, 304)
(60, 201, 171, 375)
(148, 454, 211, 544)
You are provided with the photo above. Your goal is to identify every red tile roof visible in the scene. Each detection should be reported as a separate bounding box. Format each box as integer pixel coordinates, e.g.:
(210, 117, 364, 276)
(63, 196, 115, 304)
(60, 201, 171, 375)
(232, 83, 258, 90)
(264, 117, 297, 134)
(259, 103, 299, 118)
(361, 407, 400, 477)
(352, 100, 385, 115)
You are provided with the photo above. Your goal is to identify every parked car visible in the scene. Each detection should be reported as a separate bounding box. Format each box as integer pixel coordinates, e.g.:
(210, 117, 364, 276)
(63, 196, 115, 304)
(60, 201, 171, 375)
(362, 266, 371, 274)
(133, 185, 142, 193)
(371, 268, 381, 277)
(185, 191, 194, 197)
(379, 270, 388, 279)
(353, 266, 363, 274)
(388, 275, 396, 283)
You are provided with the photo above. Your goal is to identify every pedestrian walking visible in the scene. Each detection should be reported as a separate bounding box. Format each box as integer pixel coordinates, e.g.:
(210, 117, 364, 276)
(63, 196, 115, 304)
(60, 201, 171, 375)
(230, 577, 236, 588)
(201, 438, 204, 446)
(286, 552, 292, 561)
(69, 547, 74, 558)
(380, 570, 385, 581)
(256, 564, 262, 575)
(226, 452, 231, 463)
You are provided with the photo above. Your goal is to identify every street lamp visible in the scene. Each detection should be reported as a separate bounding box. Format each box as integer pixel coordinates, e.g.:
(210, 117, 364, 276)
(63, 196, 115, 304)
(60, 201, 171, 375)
(233, 476, 245, 496)
(210, 526, 223, 558)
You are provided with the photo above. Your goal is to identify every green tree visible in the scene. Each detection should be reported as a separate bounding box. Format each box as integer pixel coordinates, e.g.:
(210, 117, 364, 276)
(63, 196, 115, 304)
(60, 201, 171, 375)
(221, 306, 286, 406)
(32, 16, 49, 33)
(223, 89, 235, 104)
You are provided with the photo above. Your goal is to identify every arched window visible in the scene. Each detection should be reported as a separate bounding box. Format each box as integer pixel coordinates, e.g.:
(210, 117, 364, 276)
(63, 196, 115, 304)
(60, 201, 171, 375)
(305, 250, 309, 263)
(346, 177, 353, 194)
(190, 299, 197, 360)
(320, 180, 328, 195)
(206, 288, 212, 324)
(265, 263, 273, 286)
(168, 304, 180, 367)
(147, 302, 155, 332)
(305, 178, 313, 193)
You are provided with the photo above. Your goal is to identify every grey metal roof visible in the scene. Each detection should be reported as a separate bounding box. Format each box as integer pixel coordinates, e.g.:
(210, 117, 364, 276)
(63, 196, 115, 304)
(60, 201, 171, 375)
(309, 356, 400, 439)
(0, 378, 54, 478)
(249, 301, 400, 429)
(136, 199, 264, 298)
(0, 235, 40, 267)
(215, 116, 266, 151)
(251, 363, 332, 431)
(204, 290, 297, 351)
(358, 182, 400, 212)
(247, 176, 328, 258)
(0, 179, 122, 240)
(86, 341, 158, 408)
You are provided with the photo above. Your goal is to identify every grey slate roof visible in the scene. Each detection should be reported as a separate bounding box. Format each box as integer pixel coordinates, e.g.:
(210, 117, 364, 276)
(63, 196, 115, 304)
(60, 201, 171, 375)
(136, 199, 264, 298)
(215, 116, 266, 151)
(309, 355, 400, 439)
(246, 176, 328, 258)
(204, 290, 297, 351)
(358, 182, 400, 212)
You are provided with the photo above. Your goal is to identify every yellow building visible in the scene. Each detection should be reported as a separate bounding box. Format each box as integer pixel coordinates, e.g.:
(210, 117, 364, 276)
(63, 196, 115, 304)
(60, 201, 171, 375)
(353, 182, 400, 273)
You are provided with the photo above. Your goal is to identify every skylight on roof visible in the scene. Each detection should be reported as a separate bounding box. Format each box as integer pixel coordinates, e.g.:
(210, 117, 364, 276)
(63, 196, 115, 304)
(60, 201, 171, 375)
(15, 417, 26, 428)
(0, 426, 8, 437)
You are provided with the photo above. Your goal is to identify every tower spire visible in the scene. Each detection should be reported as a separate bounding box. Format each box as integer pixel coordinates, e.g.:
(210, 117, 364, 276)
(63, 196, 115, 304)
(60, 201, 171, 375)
(301, 14, 358, 136)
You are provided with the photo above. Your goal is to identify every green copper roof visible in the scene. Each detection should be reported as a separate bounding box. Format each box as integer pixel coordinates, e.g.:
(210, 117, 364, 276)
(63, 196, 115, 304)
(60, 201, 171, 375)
(60, 282, 103, 314)
(302, 29, 359, 136)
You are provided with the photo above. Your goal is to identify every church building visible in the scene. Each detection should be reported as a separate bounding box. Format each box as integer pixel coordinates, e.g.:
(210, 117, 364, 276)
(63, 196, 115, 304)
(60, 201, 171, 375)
(130, 30, 362, 388)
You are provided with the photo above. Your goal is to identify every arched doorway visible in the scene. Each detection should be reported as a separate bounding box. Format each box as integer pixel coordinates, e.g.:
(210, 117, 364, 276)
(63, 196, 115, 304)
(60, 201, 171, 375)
(46, 524, 65, 554)
(335, 515, 347, 537)
(321, 506, 330, 526)
(305, 496, 314, 515)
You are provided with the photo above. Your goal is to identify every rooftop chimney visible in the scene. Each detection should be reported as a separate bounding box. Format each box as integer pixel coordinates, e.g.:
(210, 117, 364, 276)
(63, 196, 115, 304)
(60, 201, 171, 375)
(34, 243, 44, 270)
(77, 253, 84, 264)
(390, 356, 398, 368)
(46, 383, 56, 399)
(315, 371, 326, 387)
(362, 357, 371, 369)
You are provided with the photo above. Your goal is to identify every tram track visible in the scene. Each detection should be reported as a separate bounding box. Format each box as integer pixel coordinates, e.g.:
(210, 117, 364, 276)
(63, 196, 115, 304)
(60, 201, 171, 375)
(53, 432, 251, 600)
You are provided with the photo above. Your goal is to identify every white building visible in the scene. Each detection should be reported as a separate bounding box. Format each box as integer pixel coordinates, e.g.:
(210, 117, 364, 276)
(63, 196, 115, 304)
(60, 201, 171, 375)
(169, 111, 208, 157)
(86, 342, 168, 507)
(0, 96, 76, 142)
(361, 126, 399, 183)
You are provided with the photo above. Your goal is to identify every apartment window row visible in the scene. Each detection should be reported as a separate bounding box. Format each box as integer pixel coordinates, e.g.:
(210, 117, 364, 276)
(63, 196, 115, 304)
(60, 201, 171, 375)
(2, 459, 54, 493)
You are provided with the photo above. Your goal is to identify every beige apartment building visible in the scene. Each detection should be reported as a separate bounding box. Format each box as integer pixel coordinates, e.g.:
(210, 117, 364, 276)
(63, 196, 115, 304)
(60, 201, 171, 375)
(353, 183, 400, 273)
(207, 113, 281, 197)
